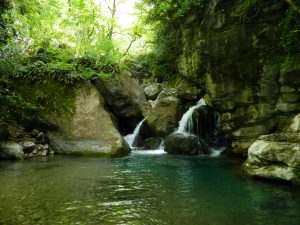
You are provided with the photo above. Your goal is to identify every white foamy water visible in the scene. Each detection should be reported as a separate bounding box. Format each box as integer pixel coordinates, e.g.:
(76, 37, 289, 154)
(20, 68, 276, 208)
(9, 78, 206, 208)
(132, 149, 167, 155)
(124, 118, 147, 148)
(176, 98, 206, 134)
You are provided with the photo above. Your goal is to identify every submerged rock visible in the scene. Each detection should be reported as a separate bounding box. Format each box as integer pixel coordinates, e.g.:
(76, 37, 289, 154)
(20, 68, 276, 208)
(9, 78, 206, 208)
(165, 133, 208, 155)
(0, 142, 23, 159)
(143, 137, 162, 149)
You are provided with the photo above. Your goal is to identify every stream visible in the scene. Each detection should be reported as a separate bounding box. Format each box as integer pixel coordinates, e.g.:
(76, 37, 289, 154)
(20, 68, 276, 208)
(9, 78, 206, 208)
(0, 152, 299, 225)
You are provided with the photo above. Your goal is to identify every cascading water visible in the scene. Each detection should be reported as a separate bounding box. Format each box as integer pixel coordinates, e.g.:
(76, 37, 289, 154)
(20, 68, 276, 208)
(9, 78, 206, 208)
(165, 98, 225, 156)
(124, 118, 146, 148)
(176, 98, 206, 134)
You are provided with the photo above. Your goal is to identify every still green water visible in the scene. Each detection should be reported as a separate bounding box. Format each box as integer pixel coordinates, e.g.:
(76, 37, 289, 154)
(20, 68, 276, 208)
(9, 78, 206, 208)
(0, 151, 299, 225)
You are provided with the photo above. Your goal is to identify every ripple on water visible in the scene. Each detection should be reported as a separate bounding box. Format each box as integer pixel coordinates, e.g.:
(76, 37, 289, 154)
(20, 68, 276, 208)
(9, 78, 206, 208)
(0, 155, 299, 225)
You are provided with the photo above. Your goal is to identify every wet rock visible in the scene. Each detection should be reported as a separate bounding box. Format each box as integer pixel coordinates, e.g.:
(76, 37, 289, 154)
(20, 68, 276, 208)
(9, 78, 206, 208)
(0, 142, 24, 159)
(143, 137, 162, 149)
(191, 105, 224, 147)
(20, 141, 36, 153)
(144, 88, 183, 136)
(165, 133, 208, 155)
(144, 83, 162, 100)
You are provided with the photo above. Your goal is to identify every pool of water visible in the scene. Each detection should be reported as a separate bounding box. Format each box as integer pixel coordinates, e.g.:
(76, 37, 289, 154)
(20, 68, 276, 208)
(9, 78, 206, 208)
(0, 151, 299, 225)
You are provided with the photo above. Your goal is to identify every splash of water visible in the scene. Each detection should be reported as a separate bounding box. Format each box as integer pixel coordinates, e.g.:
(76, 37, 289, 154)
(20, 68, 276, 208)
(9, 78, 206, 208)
(176, 98, 206, 134)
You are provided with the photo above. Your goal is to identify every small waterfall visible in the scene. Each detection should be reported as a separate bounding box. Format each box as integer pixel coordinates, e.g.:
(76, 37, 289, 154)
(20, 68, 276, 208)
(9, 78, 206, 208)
(167, 98, 225, 156)
(176, 98, 206, 134)
(124, 118, 146, 148)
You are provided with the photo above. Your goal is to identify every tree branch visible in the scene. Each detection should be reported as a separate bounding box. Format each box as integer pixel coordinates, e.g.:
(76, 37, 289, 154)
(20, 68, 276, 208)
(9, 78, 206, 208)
(103, 0, 112, 12)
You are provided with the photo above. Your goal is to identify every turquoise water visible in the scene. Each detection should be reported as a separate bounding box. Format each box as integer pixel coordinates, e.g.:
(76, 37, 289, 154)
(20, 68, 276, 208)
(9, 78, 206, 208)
(0, 152, 299, 225)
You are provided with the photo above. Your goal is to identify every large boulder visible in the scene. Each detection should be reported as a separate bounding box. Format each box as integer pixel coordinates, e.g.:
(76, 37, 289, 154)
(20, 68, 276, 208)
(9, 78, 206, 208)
(44, 82, 130, 157)
(165, 133, 208, 155)
(244, 139, 300, 185)
(0, 142, 23, 159)
(143, 137, 162, 149)
(143, 88, 183, 136)
(92, 70, 146, 132)
(191, 105, 224, 147)
(9, 79, 130, 157)
(244, 112, 300, 185)
(144, 83, 162, 100)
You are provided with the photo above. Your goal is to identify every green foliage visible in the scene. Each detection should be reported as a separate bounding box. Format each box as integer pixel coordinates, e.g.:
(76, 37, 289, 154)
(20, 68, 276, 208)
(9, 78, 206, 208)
(0, 0, 12, 45)
(0, 87, 37, 121)
(281, 7, 300, 55)
(134, 0, 208, 80)
(141, 0, 207, 23)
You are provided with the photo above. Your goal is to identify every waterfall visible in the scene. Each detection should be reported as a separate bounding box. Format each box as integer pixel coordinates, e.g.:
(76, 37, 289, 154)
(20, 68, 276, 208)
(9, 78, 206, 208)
(124, 118, 146, 148)
(176, 98, 206, 134)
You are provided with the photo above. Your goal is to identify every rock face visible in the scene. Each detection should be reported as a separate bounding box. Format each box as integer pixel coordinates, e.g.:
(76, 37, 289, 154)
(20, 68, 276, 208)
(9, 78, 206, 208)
(43, 82, 130, 157)
(143, 88, 183, 136)
(244, 113, 300, 185)
(168, 0, 300, 157)
(93, 70, 146, 132)
(165, 133, 208, 155)
(144, 83, 162, 100)
(0, 142, 23, 159)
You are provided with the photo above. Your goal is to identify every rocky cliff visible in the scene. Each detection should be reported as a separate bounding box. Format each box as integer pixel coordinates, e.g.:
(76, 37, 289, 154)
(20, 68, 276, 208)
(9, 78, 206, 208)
(167, 0, 300, 157)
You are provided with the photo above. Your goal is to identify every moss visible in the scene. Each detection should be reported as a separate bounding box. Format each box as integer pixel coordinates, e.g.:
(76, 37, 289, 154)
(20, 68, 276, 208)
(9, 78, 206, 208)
(10, 78, 76, 118)
(109, 145, 131, 158)
(66, 145, 130, 158)
(70, 150, 108, 158)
